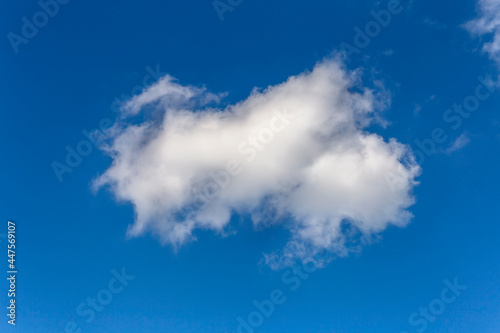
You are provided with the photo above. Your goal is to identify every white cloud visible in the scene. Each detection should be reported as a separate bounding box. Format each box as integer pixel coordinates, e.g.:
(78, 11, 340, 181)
(120, 75, 226, 116)
(94, 59, 420, 266)
(466, 0, 500, 63)
(445, 133, 471, 154)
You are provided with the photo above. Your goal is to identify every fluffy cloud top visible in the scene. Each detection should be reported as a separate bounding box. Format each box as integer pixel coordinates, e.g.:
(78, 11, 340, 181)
(94, 59, 420, 265)
(466, 0, 500, 63)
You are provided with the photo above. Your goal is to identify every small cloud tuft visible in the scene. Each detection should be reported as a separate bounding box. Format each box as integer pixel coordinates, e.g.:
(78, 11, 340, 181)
(445, 133, 471, 154)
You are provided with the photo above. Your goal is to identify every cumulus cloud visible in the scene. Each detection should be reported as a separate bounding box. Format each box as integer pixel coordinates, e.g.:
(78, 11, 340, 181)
(466, 0, 500, 63)
(94, 59, 420, 266)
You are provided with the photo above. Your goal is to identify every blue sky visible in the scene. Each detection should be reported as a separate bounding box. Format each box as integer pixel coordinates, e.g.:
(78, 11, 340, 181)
(1, 0, 500, 332)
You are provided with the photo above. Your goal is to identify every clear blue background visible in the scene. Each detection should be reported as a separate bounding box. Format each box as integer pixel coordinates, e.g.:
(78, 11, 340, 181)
(1, 0, 499, 332)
